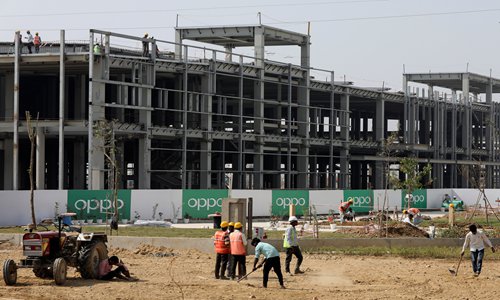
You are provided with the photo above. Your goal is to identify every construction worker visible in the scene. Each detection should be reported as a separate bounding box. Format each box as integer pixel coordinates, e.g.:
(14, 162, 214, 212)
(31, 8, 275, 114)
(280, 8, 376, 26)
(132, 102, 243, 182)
(228, 222, 235, 233)
(34, 32, 42, 53)
(448, 203, 455, 227)
(461, 224, 496, 276)
(403, 208, 422, 225)
(213, 220, 231, 279)
(25, 30, 33, 54)
(283, 216, 303, 275)
(229, 222, 247, 280)
(142, 33, 149, 57)
(339, 199, 354, 223)
(226, 221, 235, 278)
(251, 238, 285, 289)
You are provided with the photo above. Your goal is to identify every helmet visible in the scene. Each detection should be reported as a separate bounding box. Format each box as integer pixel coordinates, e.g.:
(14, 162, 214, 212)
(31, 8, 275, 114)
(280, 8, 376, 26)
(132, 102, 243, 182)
(449, 203, 454, 208)
(453, 196, 457, 199)
(348, 199, 353, 204)
(234, 222, 242, 229)
(402, 209, 407, 214)
(144, 33, 149, 37)
(220, 221, 229, 228)
(289, 216, 298, 223)
(228, 222, 235, 227)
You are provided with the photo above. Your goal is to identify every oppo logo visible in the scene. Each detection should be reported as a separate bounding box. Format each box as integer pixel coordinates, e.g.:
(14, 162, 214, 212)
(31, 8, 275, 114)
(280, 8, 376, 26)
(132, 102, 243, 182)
(275, 197, 306, 208)
(187, 197, 223, 211)
(407, 195, 425, 203)
(347, 196, 372, 206)
(73, 198, 125, 214)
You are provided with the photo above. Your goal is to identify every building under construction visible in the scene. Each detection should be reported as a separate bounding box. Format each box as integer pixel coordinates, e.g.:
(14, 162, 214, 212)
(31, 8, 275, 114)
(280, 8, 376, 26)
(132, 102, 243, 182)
(0, 26, 499, 191)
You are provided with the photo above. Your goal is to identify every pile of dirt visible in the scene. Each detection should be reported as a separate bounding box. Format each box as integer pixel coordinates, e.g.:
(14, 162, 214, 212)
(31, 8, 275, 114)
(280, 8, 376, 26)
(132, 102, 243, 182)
(382, 222, 430, 238)
(132, 244, 176, 257)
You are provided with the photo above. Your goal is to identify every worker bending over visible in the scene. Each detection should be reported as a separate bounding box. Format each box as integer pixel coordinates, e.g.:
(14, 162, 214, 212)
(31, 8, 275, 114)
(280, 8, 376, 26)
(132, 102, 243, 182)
(339, 199, 353, 223)
(251, 238, 285, 289)
(229, 222, 247, 280)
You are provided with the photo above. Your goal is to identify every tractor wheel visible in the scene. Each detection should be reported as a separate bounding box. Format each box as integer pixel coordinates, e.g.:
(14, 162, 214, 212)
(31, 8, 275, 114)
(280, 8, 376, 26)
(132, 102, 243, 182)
(78, 241, 107, 279)
(33, 267, 53, 279)
(3, 259, 17, 286)
(53, 258, 67, 285)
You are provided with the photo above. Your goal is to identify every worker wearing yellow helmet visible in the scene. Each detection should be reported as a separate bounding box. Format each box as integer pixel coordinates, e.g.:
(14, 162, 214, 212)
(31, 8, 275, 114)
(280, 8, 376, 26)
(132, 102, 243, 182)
(228, 222, 235, 233)
(213, 220, 230, 279)
(229, 221, 247, 280)
(226, 221, 236, 278)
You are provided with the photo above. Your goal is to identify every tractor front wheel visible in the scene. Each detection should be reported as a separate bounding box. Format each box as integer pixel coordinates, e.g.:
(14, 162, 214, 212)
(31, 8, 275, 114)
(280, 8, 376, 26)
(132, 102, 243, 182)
(53, 258, 67, 285)
(3, 259, 17, 285)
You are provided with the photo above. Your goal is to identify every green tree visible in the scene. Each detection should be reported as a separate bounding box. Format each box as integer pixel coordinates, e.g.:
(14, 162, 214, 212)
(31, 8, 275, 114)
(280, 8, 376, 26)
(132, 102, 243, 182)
(390, 157, 432, 210)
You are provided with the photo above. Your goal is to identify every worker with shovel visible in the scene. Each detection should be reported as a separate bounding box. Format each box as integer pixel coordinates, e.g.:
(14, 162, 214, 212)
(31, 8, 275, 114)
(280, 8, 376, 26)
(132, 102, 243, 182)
(251, 238, 285, 289)
(461, 224, 496, 276)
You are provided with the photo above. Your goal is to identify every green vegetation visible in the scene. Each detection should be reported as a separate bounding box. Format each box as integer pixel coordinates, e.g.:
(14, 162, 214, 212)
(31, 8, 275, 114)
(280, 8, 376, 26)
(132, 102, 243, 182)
(305, 246, 500, 260)
(0, 226, 353, 239)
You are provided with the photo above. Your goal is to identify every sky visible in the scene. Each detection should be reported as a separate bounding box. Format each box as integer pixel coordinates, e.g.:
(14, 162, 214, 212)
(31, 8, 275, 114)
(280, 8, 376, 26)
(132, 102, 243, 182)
(1, 0, 500, 94)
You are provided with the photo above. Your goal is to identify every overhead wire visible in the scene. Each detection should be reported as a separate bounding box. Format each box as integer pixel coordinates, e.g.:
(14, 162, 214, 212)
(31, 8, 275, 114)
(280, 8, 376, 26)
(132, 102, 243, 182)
(0, 0, 390, 18)
(1, 6, 499, 32)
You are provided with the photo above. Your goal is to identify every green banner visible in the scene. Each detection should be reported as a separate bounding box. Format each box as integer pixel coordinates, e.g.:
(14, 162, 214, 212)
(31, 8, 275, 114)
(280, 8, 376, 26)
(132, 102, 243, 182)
(67, 190, 131, 221)
(182, 189, 229, 219)
(343, 190, 374, 213)
(271, 190, 309, 217)
(401, 189, 427, 209)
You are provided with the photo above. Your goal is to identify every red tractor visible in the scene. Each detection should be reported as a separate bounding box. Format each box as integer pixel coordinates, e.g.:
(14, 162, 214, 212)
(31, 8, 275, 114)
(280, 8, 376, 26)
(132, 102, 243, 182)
(3, 213, 108, 285)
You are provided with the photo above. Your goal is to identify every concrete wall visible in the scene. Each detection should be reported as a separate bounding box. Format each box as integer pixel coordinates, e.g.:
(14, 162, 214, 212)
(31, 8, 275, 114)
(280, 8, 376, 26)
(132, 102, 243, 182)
(1, 188, 499, 226)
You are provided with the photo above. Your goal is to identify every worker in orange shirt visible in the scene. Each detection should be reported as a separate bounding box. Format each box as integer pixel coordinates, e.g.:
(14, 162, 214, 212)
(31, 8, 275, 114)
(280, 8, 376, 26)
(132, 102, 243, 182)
(229, 222, 247, 280)
(339, 199, 353, 223)
(213, 221, 231, 279)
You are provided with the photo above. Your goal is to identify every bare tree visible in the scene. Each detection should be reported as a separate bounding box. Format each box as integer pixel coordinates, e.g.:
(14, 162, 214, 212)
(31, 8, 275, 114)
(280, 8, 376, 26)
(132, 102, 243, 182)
(459, 162, 500, 225)
(378, 131, 399, 237)
(26, 111, 39, 228)
(93, 119, 121, 234)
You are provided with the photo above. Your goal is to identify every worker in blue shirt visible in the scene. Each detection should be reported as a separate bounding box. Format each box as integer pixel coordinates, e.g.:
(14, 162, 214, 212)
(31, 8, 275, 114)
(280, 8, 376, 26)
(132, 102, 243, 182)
(251, 238, 285, 289)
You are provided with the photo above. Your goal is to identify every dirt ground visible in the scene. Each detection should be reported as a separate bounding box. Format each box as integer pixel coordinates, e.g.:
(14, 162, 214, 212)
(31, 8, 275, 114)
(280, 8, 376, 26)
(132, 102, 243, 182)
(1, 242, 499, 300)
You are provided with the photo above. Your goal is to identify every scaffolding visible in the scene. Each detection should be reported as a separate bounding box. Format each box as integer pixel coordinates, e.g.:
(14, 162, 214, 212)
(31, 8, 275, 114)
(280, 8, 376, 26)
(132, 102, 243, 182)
(0, 26, 499, 191)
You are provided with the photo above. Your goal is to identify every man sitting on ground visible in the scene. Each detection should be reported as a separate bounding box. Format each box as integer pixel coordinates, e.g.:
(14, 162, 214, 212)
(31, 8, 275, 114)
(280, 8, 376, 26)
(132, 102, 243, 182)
(99, 255, 136, 281)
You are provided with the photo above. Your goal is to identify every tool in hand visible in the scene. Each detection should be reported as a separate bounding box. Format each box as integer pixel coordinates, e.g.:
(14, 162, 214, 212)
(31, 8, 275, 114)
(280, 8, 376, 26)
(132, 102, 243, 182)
(237, 264, 263, 283)
(448, 252, 463, 276)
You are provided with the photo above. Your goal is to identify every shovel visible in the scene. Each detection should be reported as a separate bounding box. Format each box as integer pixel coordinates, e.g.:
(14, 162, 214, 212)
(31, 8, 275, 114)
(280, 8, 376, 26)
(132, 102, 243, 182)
(448, 253, 464, 276)
(237, 264, 263, 283)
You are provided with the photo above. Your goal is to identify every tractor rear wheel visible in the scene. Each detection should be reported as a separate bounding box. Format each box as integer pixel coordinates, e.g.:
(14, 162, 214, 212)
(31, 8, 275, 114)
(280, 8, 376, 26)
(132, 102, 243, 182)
(3, 259, 17, 285)
(33, 267, 53, 278)
(53, 258, 67, 285)
(78, 241, 107, 279)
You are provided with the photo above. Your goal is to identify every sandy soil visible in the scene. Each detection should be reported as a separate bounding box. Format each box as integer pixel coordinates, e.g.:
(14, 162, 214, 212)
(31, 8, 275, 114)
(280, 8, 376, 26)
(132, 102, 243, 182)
(1, 242, 499, 300)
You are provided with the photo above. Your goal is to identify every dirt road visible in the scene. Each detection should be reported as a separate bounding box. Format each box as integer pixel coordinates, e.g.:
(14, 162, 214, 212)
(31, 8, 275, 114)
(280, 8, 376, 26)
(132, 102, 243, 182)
(1, 243, 499, 300)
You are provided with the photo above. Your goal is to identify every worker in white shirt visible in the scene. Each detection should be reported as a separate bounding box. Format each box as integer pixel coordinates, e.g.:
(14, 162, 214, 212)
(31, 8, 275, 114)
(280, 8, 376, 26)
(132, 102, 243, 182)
(461, 224, 496, 276)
